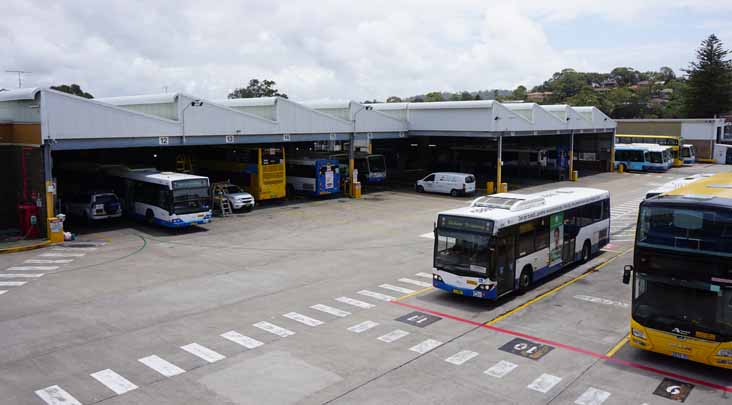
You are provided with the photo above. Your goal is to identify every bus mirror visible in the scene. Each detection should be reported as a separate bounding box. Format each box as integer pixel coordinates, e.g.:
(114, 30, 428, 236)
(622, 265, 633, 285)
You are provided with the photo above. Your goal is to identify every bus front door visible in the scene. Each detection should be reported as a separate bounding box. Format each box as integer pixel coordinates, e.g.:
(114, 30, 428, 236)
(495, 233, 515, 296)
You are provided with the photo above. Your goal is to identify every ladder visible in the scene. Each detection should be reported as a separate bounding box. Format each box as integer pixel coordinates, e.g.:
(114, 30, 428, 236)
(211, 182, 233, 217)
(176, 154, 192, 173)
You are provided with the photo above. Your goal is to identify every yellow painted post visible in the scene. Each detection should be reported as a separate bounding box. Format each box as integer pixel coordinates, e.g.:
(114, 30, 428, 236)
(45, 180, 55, 239)
(485, 181, 494, 195)
(618, 164, 624, 174)
(500, 183, 508, 193)
(349, 158, 355, 197)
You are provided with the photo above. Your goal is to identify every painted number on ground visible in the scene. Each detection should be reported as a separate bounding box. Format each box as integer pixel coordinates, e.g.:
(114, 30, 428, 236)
(499, 337, 554, 360)
(653, 378, 693, 402)
(396, 311, 441, 328)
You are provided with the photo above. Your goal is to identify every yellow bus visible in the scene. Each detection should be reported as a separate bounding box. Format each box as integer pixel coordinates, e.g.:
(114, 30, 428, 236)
(622, 172, 732, 368)
(616, 134, 683, 167)
(195, 146, 286, 201)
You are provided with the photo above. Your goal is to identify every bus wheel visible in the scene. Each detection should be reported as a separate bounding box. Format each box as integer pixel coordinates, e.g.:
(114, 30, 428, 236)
(518, 266, 532, 292)
(450, 189, 459, 197)
(581, 241, 591, 263)
(145, 209, 155, 225)
(416, 185, 424, 193)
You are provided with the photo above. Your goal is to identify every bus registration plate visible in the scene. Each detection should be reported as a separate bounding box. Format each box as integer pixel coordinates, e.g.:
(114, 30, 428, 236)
(671, 352, 688, 360)
(452, 289, 463, 295)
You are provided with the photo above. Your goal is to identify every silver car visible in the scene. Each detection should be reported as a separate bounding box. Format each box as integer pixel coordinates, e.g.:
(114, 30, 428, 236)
(64, 191, 123, 221)
(222, 185, 255, 211)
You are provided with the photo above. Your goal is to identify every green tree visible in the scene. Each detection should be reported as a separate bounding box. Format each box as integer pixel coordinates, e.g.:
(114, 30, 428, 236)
(460, 91, 473, 101)
(51, 84, 93, 98)
(448, 93, 461, 101)
(566, 86, 599, 108)
(683, 34, 732, 118)
(474, 93, 482, 100)
(424, 91, 444, 102)
(228, 79, 288, 99)
(386, 96, 402, 103)
(512, 85, 527, 100)
(610, 67, 640, 86)
(659, 66, 676, 82)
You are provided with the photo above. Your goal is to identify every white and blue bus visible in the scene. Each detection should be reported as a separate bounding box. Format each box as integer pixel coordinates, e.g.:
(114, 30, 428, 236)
(105, 166, 212, 228)
(432, 187, 610, 299)
(614, 144, 673, 172)
(286, 158, 341, 196)
(681, 144, 696, 164)
(330, 153, 387, 184)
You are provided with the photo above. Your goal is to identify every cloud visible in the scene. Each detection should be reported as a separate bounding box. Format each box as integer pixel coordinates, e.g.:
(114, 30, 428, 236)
(1, 0, 729, 100)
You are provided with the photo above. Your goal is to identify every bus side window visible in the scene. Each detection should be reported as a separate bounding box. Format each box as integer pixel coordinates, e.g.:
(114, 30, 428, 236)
(615, 150, 626, 162)
(535, 217, 549, 250)
(518, 221, 536, 257)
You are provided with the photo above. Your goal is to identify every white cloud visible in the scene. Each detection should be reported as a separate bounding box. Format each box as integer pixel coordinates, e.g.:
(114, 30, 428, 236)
(1, 0, 730, 100)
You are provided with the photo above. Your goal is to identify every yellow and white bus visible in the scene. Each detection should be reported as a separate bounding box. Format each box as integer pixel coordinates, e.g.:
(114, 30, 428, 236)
(196, 147, 286, 201)
(616, 134, 683, 167)
(623, 172, 732, 368)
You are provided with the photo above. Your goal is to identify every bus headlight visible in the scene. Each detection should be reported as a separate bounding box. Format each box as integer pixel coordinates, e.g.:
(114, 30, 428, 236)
(716, 349, 732, 357)
(432, 274, 443, 282)
(476, 284, 495, 291)
(631, 328, 646, 339)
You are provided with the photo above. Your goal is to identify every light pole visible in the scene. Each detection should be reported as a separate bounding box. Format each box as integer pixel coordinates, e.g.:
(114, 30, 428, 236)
(181, 99, 203, 144)
(349, 104, 372, 197)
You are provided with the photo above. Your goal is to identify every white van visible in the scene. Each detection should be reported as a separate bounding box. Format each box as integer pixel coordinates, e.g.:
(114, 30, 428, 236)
(416, 172, 476, 196)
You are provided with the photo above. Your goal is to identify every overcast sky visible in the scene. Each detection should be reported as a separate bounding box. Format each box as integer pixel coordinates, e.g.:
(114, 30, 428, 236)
(2, 1, 731, 101)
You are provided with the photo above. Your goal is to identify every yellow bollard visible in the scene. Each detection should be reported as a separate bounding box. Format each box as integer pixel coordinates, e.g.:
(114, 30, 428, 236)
(571, 170, 579, 182)
(353, 182, 362, 199)
(617, 164, 624, 174)
(499, 183, 508, 193)
(485, 181, 495, 195)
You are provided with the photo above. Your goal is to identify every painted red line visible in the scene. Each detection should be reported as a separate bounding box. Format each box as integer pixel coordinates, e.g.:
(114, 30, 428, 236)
(392, 300, 732, 393)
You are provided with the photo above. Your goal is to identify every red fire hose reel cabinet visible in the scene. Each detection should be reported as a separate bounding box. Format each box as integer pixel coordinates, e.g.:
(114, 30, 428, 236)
(17, 202, 40, 239)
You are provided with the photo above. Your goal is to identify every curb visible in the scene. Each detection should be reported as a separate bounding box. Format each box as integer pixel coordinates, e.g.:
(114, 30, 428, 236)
(0, 240, 52, 255)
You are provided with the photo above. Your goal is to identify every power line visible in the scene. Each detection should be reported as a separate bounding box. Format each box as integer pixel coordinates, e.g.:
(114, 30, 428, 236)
(5, 70, 32, 88)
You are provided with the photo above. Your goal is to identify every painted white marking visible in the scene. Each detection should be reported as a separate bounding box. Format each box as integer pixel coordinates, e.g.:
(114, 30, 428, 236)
(90, 369, 138, 395)
(419, 232, 434, 239)
(35, 385, 82, 405)
(357, 289, 395, 301)
(398, 278, 432, 288)
(415, 272, 433, 279)
(0, 281, 26, 287)
(484, 360, 518, 378)
(6, 266, 57, 271)
(283, 312, 324, 327)
(409, 339, 442, 354)
(24, 259, 72, 264)
(527, 373, 562, 393)
(39, 253, 85, 257)
(610, 239, 634, 242)
(138, 355, 185, 377)
(180, 343, 226, 363)
(335, 296, 375, 309)
(379, 284, 415, 294)
(0, 273, 44, 278)
(221, 331, 264, 349)
(575, 387, 611, 405)
(348, 320, 379, 333)
(311, 304, 351, 317)
(377, 329, 410, 343)
(52, 247, 96, 251)
(253, 321, 295, 337)
(445, 350, 479, 365)
(0, 290, 6, 296)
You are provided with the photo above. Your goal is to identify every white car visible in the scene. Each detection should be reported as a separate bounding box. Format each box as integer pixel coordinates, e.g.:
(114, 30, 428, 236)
(221, 184, 255, 211)
(64, 191, 123, 221)
(416, 172, 476, 196)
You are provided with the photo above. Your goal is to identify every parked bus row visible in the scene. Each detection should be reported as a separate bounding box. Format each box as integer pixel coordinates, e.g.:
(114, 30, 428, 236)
(429, 172, 732, 370)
